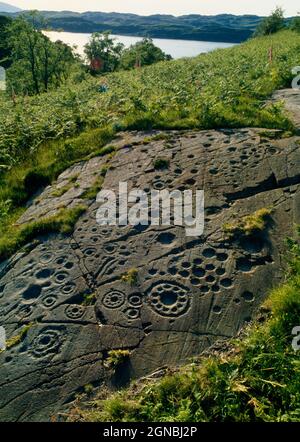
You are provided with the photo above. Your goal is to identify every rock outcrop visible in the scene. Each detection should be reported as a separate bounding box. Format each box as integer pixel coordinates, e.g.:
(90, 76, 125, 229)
(0, 89, 300, 421)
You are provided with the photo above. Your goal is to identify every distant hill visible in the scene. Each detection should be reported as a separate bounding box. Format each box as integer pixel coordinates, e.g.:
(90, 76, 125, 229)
(40, 11, 265, 42)
(2, 10, 267, 42)
(2, 10, 295, 42)
(0, 2, 21, 12)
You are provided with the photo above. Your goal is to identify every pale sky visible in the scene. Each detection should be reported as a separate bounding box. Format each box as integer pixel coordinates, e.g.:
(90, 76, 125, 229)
(7, 1, 299, 17)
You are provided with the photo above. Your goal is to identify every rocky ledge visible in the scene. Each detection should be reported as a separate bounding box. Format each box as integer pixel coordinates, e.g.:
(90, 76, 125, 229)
(0, 89, 300, 421)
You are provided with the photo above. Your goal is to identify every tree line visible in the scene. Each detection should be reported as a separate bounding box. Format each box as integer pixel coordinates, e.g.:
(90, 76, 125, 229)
(254, 7, 300, 36)
(0, 13, 171, 96)
(0, 8, 299, 97)
(0, 13, 77, 95)
(84, 32, 171, 74)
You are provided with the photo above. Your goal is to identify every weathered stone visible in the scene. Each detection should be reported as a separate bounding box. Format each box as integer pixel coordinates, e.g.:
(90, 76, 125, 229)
(0, 90, 300, 421)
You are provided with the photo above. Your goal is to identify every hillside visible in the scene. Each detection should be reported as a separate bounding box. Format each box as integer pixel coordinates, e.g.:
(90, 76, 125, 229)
(0, 2, 21, 13)
(3, 11, 266, 42)
(42, 12, 265, 42)
(0, 30, 299, 173)
(0, 30, 299, 422)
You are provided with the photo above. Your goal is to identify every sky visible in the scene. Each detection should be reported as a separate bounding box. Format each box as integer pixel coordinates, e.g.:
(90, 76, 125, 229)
(7, 1, 300, 17)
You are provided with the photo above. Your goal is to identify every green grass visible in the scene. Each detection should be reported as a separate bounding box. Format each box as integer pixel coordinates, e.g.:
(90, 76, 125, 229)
(0, 204, 87, 261)
(4, 323, 33, 351)
(121, 268, 139, 286)
(51, 184, 73, 198)
(153, 157, 170, 170)
(82, 292, 97, 306)
(69, 230, 300, 422)
(0, 30, 299, 253)
(1, 30, 299, 172)
(223, 208, 273, 238)
(82, 176, 105, 200)
(51, 174, 80, 197)
(105, 350, 131, 370)
(0, 126, 115, 206)
(0, 128, 116, 259)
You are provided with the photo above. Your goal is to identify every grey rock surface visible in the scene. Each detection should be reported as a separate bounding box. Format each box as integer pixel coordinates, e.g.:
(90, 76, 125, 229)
(0, 89, 300, 421)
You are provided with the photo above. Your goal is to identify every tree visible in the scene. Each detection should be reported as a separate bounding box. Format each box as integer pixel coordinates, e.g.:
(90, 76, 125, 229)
(8, 15, 42, 93)
(254, 7, 286, 36)
(6, 13, 77, 95)
(0, 15, 13, 69)
(38, 36, 75, 91)
(84, 32, 124, 73)
(290, 15, 300, 32)
(120, 38, 171, 70)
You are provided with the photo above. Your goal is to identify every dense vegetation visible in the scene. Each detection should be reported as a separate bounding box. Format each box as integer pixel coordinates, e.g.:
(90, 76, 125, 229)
(119, 38, 172, 70)
(0, 14, 78, 94)
(2, 32, 297, 164)
(290, 16, 300, 33)
(254, 9, 300, 37)
(254, 7, 288, 37)
(69, 229, 300, 422)
(84, 33, 170, 73)
(0, 15, 11, 68)
(0, 14, 171, 89)
(1, 30, 299, 170)
(9, 22, 76, 94)
(0, 30, 299, 255)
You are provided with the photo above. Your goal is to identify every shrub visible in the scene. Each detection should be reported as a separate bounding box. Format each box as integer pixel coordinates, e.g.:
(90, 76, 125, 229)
(290, 16, 300, 33)
(254, 7, 286, 36)
(120, 38, 171, 70)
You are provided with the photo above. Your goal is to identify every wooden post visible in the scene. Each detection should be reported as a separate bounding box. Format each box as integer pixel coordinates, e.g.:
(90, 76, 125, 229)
(135, 56, 141, 69)
(268, 46, 273, 63)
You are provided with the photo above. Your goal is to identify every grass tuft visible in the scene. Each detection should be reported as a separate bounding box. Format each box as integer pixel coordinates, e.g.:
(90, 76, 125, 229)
(0, 204, 87, 261)
(223, 208, 273, 238)
(5, 323, 33, 350)
(153, 157, 170, 170)
(121, 269, 138, 286)
(105, 350, 131, 370)
(82, 177, 104, 200)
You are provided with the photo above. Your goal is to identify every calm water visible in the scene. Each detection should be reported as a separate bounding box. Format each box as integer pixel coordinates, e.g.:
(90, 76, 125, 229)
(44, 31, 235, 60)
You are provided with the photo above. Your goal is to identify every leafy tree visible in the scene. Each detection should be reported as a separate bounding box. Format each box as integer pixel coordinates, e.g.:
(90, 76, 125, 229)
(84, 32, 124, 73)
(119, 38, 172, 70)
(38, 37, 76, 91)
(6, 13, 76, 95)
(0, 15, 12, 69)
(254, 7, 286, 36)
(290, 15, 300, 32)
